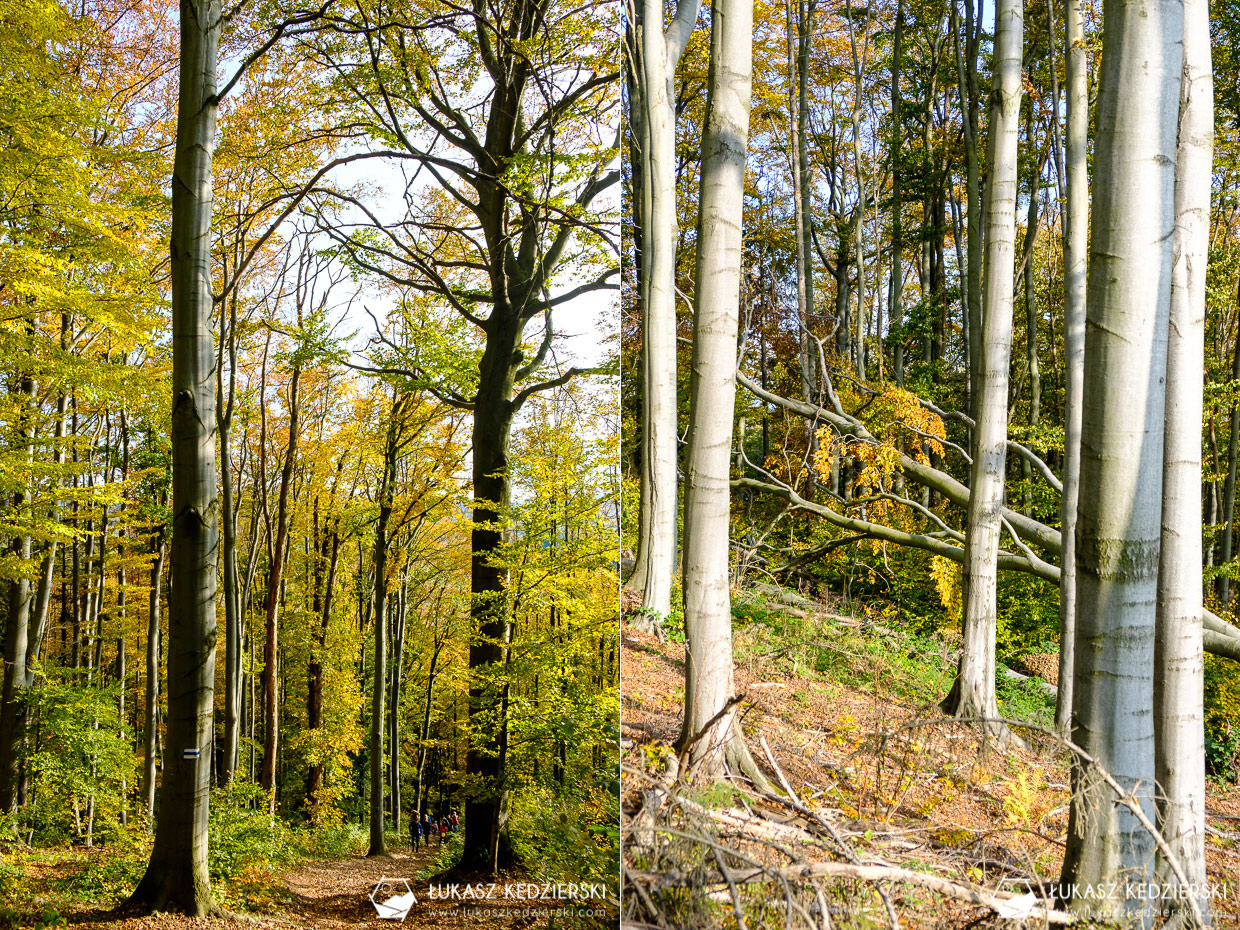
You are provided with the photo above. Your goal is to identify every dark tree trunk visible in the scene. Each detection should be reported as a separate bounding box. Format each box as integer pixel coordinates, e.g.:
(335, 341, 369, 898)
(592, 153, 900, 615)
(126, 0, 221, 912)
(463, 312, 522, 874)
(305, 526, 339, 810)
(142, 530, 166, 822)
(261, 367, 299, 813)
(368, 394, 404, 856)
(1218, 309, 1240, 604)
(0, 358, 35, 810)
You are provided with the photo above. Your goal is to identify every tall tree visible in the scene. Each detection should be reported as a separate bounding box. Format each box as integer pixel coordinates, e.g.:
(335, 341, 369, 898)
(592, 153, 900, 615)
(677, 0, 768, 788)
(316, 0, 618, 872)
(1058, 0, 1183, 916)
(940, 0, 1023, 741)
(1154, 0, 1212, 914)
(625, 0, 701, 621)
(126, 0, 222, 914)
(368, 392, 407, 856)
(1055, 0, 1088, 737)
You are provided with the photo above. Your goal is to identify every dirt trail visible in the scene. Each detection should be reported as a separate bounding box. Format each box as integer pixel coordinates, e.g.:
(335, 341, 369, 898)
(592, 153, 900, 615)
(59, 843, 548, 930)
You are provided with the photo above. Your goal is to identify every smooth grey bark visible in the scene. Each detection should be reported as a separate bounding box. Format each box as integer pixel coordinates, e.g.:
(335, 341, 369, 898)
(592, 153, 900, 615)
(27, 350, 68, 683)
(625, 0, 700, 620)
(1058, 0, 1183, 915)
(940, 0, 1022, 743)
(1056, 0, 1087, 738)
(676, 0, 768, 790)
(1021, 134, 1041, 517)
(126, 0, 221, 913)
(845, 7, 869, 379)
(1154, 0, 1212, 916)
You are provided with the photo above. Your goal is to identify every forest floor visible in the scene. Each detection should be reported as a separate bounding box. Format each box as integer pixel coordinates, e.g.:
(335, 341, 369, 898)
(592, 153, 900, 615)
(9, 842, 584, 930)
(621, 583, 1240, 928)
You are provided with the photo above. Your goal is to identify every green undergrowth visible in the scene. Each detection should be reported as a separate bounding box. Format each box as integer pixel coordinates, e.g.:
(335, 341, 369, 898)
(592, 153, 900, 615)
(0, 782, 370, 921)
(731, 585, 1056, 727)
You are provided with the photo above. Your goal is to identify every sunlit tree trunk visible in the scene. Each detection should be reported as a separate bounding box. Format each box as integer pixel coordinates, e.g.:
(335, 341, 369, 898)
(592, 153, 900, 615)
(625, 0, 700, 620)
(677, 0, 768, 788)
(1154, 0, 1212, 917)
(1056, 0, 1088, 737)
(941, 0, 1022, 742)
(1218, 335, 1240, 604)
(787, 0, 815, 405)
(1059, 0, 1182, 917)
(126, 0, 221, 913)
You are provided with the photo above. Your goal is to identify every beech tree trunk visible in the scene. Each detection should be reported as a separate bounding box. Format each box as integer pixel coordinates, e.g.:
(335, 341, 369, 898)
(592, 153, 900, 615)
(1058, 0, 1182, 916)
(126, 0, 221, 912)
(1218, 333, 1240, 603)
(788, 0, 816, 406)
(1056, 0, 1088, 737)
(462, 321, 520, 873)
(954, 0, 983, 412)
(1154, 0, 1212, 917)
(414, 634, 444, 819)
(625, 0, 699, 620)
(676, 0, 767, 788)
(388, 575, 406, 838)
(940, 0, 1022, 743)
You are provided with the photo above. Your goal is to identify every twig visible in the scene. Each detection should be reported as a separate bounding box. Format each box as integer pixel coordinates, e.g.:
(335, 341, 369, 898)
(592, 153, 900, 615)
(759, 737, 901, 930)
(626, 862, 1077, 924)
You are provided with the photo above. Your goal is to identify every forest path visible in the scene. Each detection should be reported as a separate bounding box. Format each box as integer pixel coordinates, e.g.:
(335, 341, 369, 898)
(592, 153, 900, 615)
(56, 839, 537, 930)
(273, 843, 466, 929)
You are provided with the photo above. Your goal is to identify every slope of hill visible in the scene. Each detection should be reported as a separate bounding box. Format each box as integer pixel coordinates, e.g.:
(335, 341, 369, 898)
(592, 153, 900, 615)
(621, 584, 1240, 928)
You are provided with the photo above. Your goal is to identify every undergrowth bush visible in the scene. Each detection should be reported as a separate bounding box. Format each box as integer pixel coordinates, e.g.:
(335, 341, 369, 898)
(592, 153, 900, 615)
(1204, 654, 1240, 780)
(415, 830, 462, 877)
(208, 781, 298, 887)
(509, 785, 619, 928)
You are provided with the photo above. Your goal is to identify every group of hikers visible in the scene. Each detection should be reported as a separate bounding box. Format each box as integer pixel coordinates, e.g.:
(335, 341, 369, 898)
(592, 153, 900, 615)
(409, 808, 459, 851)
